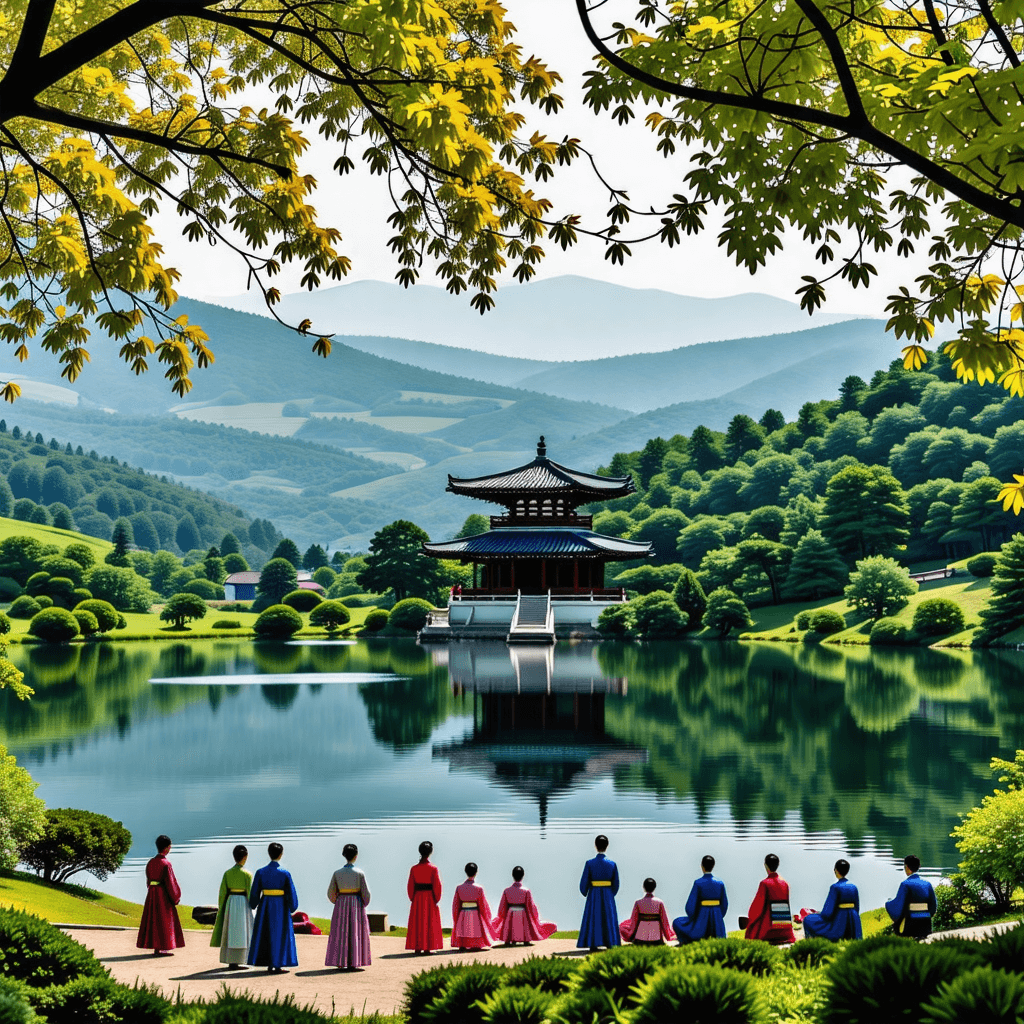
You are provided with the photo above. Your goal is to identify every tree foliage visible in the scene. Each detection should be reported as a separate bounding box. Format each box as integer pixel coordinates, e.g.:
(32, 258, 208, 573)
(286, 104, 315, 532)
(159, 592, 208, 629)
(844, 555, 918, 619)
(785, 529, 849, 600)
(703, 587, 753, 636)
(21, 808, 132, 883)
(357, 520, 441, 602)
(978, 533, 1024, 640)
(671, 567, 707, 630)
(0, 744, 45, 870)
(254, 557, 297, 610)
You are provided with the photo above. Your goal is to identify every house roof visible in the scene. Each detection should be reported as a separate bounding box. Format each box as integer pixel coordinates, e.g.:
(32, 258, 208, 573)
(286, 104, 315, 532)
(297, 581, 326, 592)
(422, 527, 652, 562)
(224, 571, 260, 585)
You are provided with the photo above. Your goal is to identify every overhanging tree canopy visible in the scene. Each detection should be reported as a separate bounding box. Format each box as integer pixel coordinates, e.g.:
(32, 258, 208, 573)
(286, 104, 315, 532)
(0, 0, 575, 398)
(574, 0, 1024, 509)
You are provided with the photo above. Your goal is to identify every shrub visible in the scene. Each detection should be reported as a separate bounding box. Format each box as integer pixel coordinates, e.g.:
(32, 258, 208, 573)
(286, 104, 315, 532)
(27, 608, 79, 643)
(920, 966, 1024, 1024)
(952, 787, 1024, 911)
(0, 978, 36, 1024)
(785, 937, 839, 968)
(824, 942, 980, 1023)
(631, 964, 762, 1024)
(759, 962, 830, 1022)
(33, 596, 52, 610)
(978, 923, 1024, 973)
(180, 578, 224, 601)
(83, 565, 154, 613)
(73, 600, 118, 633)
(703, 587, 754, 637)
(0, 612, 10, 636)
(362, 608, 389, 632)
(212, 619, 242, 630)
(308, 600, 351, 631)
(253, 604, 303, 637)
(115, 614, 127, 629)
(631, 591, 689, 639)
(478, 986, 555, 1024)
(389, 598, 434, 633)
(72, 609, 99, 637)
(0, 907, 106, 986)
(202, 991, 325, 1024)
(29, 977, 170, 1024)
(796, 610, 812, 630)
(504, 955, 577, 993)
(597, 603, 633, 637)
(678, 937, 780, 976)
(932, 875, 988, 931)
(72, 589, 92, 605)
(403, 964, 468, 1023)
(159, 594, 208, 630)
(21, 808, 132, 883)
(913, 597, 966, 636)
(967, 553, 998, 578)
(567, 945, 679, 1005)
(9, 596, 40, 619)
(0, 578, 22, 602)
(282, 588, 323, 611)
(808, 608, 846, 634)
(548, 988, 624, 1024)
(217, 601, 252, 612)
(869, 616, 908, 645)
(419, 963, 507, 1024)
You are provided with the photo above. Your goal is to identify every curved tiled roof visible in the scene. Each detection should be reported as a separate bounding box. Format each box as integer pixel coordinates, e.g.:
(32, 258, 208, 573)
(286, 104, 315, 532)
(423, 527, 652, 561)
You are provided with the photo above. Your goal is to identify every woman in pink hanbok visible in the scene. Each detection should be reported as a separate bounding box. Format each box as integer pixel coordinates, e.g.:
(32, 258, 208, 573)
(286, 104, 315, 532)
(491, 866, 557, 947)
(451, 862, 496, 950)
(619, 877, 675, 945)
(325, 843, 371, 969)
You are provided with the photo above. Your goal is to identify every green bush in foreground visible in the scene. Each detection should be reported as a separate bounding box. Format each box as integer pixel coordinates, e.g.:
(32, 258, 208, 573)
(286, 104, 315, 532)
(869, 616, 908, 645)
(913, 597, 966, 636)
(503, 955, 577, 993)
(253, 604, 303, 638)
(0, 978, 37, 1024)
(597, 603, 633, 638)
(478, 985, 555, 1024)
(362, 608, 390, 633)
(73, 600, 118, 633)
(403, 963, 468, 1023)
(29, 977, 170, 1024)
(567, 945, 679, 1005)
(631, 964, 763, 1024)
(27, 608, 79, 643)
(308, 600, 351, 632)
(548, 988, 624, 1024)
(418, 963, 506, 1024)
(809, 608, 846, 634)
(0, 907, 106, 987)
(72, 609, 99, 637)
(8, 596, 40, 619)
(678, 936, 781, 976)
(785, 937, 841, 969)
(202, 990, 326, 1024)
(796, 610, 812, 630)
(388, 598, 434, 633)
(282, 589, 323, 612)
(967, 553, 998, 578)
(921, 967, 1024, 1024)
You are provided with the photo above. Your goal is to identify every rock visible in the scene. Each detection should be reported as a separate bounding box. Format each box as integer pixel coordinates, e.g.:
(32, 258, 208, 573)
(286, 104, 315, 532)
(191, 905, 218, 925)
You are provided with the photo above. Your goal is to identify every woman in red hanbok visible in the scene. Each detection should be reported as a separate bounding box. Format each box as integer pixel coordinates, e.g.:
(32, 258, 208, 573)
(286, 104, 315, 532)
(743, 853, 796, 945)
(491, 866, 557, 946)
(136, 835, 185, 954)
(619, 877, 675, 945)
(405, 840, 443, 953)
(451, 863, 496, 950)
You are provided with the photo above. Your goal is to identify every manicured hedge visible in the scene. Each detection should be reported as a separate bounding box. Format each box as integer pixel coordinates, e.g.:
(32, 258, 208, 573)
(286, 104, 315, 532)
(8, 596, 40, 619)
(913, 597, 966, 637)
(631, 964, 762, 1024)
(29, 977, 170, 1024)
(869, 617, 908, 645)
(253, 604, 303, 637)
(389, 598, 434, 632)
(27, 608, 79, 643)
(282, 589, 323, 612)
(966, 553, 997, 577)
(363, 608, 389, 632)
(808, 608, 846, 634)
(73, 600, 119, 633)
(0, 908, 106, 987)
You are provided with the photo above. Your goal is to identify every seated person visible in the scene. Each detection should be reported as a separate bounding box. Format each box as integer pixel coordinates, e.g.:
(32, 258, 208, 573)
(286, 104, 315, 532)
(800, 858, 862, 941)
(885, 855, 936, 939)
(673, 855, 728, 944)
(743, 853, 795, 945)
(619, 877, 675, 945)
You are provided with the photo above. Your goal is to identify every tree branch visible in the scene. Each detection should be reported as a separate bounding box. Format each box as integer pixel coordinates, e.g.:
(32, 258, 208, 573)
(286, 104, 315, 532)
(978, 0, 1021, 68)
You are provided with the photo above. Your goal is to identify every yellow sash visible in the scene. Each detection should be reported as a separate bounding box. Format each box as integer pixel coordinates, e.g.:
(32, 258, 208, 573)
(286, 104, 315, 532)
(909, 903, 931, 913)
(460, 901, 479, 909)
(591, 881, 612, 887)
(700, 900, 721, 906)
(148, 880, 162, 887)
(839, 903, 855, 909)
(262, 889, 285, 896)
(338, 888, 360, 894)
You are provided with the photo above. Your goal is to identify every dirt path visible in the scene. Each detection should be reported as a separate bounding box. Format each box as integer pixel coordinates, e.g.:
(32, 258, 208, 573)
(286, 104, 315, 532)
(67, 929, 586, 1016)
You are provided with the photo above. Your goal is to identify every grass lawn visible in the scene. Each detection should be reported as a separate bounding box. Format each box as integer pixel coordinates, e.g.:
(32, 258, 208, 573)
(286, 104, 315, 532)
(0, 516, 112, 555)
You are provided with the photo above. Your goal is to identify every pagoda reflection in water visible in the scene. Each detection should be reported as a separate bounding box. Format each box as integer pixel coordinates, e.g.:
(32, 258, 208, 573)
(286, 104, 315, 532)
(431, 643, 648, 827)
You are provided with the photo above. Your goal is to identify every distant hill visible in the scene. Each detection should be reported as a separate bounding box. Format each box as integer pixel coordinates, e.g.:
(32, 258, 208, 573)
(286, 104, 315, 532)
(213, 275, 861, 361)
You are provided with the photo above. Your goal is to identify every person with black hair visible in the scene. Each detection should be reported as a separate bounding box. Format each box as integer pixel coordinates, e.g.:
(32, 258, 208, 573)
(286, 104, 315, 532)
(742, 853, 795, 945)
(406, 840, 443, 953)
(451, 862, 496, 950)
(136, 835, 184, 956)
(577, 834, 620, 951)
(800, 859, 863, 941)
(619, 877, 675, 945)
(492, 866, 556, 946)
(211, 844, 253, 968)
(673, 855, 729, 943)
(885, 855, 936, 939)
(248, 842, 299, 973)
(325, 843, 371, 969)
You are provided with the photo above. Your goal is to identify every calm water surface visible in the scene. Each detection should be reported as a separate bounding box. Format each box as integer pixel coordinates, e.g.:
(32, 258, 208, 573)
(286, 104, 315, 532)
(4, 638, 1022, 932)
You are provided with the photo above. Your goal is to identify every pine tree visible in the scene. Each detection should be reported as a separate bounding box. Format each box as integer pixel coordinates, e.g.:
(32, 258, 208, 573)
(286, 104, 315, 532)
(671, 569, 707, 631)
(978, 534, 1024, 641)
(272, 538, 302, 568)
(785, 530, 850, 600)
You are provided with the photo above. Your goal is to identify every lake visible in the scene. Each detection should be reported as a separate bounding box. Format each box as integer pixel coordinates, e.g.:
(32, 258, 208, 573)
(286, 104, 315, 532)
(3, 638, 1022, 934)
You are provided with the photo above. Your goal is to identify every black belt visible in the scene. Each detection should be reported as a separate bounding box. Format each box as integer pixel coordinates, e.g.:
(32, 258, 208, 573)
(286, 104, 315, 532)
(414, 883, 434, 892)
(639, 913, 661, 921)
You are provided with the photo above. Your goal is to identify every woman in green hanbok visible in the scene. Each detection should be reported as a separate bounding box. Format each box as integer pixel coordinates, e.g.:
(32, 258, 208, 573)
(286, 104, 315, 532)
(211, 845, 254, 968)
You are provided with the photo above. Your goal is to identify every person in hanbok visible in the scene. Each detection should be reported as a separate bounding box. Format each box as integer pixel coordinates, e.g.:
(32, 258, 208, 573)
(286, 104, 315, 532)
(800, 859, 862, 941)
(674, 855, 728, 943)
(492, 866, 556, 947)
(325, 843, 371, 970)
(406, 840, 443, 953)
(577, 834, 620, 951)
(620, 877, 675, 945)
(451, 862, 496, 950)
(885, 855, 936, 939)
(743, 853, 795, 945)
(136, 835, 185, 955)
(248, 842, 299, 973)
(210, 844, 253, 968)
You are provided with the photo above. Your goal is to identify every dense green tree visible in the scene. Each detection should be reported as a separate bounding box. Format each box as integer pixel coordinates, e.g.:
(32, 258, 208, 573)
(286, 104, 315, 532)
(742, 506, 785, 543)
(759, 409, 786, 433)
(838, 376, 867, 413)
(312, 566, 336, 589)
(455, 514, 490, 539)
(8, 463, 42, 502)
(785, 530, 849, 600)
(49, 504, 74, 531)
(822, 411, 869, 461)
(147, 552, 181, 597)
(697, 546, 743, 595)
(41, 466, 82, 508)
(844, 556, 918, 620)
(735, 538, 793, 605)
(697, 466, 752, 516)
(255, 558, 298, 610)
(0, 745, 45, 870)
(160, 593, 209, 630)
(302, 544, 329, 570)
(631, 509, 691, 565)
(780, 494, 822, 548)
(638, 437, 670, 489)
(923, 502, 956, 549)
(28, 504, 52, 526)
(62, 543, 95, 571)
(688, 426, 725, 474)
(922, 428, 991, 480)
(219, 533, 242, 556)
(0, 536, 48, 585)
(645, 478, 674, 509)
(677, 520, 727, 567)
(0, 477, 13, 518)
(822, 465, 911, 561)
(271, 539, 303, 569)
(724, 415, 765, 464)
(105, 518, 133, 567)
(703, 588, 754, 637)
(357, 521, 441, 603)
(83, 566, 154, 613)
(175, 513, 202, 554)
(630, 592, 689, 638)
(796, 402, 829, 440)
(949, 478, 1010, 552)
(128, 513, 159, 553)
(309, 600, 351, 632)
(738, 455, 798, 509)
(612, 564, 685, 595)
(21, 809, 132, 884)
(978, 535, 1024, 641)
(203, 554, 225, 584)
(671, 568, 707, 631)
(864, 406, 928, 463)
(986, 423, 1024, 479)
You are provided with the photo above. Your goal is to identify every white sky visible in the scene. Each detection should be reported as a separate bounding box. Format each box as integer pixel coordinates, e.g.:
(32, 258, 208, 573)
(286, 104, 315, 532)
(160, 0, 926, 318)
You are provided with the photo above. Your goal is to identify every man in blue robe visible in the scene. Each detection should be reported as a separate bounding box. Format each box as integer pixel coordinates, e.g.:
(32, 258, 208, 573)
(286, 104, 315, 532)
(577, 834, 620, 951)
(674, 855, 728, 943)
(248, 842, 299, 971)
(885, 854, 936, 939)
(802, 858, 863, 941)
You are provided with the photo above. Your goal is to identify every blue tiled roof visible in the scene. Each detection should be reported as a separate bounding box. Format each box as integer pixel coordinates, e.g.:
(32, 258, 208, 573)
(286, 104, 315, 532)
(423, 528, 652, 560)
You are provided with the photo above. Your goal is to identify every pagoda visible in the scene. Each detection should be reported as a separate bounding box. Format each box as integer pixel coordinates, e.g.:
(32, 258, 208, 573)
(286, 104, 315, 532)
(420, 437, 652, 641)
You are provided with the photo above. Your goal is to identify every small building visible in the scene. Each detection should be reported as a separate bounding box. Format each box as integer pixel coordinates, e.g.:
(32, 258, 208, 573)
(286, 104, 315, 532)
(420, 436, 652, 641)
(223, 570, 260, 601)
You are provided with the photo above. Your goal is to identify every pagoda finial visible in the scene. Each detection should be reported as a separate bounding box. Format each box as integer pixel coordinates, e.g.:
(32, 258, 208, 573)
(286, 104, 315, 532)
(537, 435, 546, 459)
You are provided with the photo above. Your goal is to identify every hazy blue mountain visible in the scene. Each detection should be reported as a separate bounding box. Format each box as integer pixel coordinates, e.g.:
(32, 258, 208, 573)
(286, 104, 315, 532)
(214, 275, 860, 361)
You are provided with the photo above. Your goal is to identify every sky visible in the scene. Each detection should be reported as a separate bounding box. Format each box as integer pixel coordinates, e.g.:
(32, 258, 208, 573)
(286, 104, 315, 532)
(160, 0, 926, 318)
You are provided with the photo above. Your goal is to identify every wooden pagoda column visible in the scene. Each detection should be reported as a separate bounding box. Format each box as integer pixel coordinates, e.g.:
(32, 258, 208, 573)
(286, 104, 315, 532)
(541, 559, 547, 590)
(573, 560, 579, 593)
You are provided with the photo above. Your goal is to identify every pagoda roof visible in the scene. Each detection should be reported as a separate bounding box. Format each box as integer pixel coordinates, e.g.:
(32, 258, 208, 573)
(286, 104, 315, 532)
(446, 436, 635, 503)
(422, 527, 652, 561)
